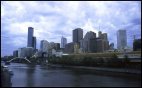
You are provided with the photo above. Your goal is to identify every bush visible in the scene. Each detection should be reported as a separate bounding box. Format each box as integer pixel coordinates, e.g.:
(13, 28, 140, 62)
(112, 54, 118, 59)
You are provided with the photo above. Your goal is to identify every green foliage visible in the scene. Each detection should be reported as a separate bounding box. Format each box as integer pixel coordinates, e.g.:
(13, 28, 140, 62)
(82, 56, 92, 66)
(112, 54, 118, 58)
(48, 53, 134, 68)
(123, 55, 130, 63)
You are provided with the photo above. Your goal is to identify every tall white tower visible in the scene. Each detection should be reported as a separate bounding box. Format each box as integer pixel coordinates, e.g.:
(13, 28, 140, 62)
(117, 29, 127, 50)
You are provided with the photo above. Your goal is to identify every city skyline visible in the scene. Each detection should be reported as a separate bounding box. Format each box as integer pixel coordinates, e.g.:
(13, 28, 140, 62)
(1, 1, 141, 56)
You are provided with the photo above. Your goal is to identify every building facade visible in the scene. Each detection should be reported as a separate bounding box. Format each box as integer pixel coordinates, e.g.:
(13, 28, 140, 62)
(32, 36, 36, 50)
(55, 43, 60, 50)
(74, 43, 79, 54)
(133, 39, 141, 51)
(18, 47, 34, 58)
(117, 29, 127, 50)
(101, 33, 108, 40)
(40, 40, 49, 53)
(103, 40, 109, 51)
(83, 31, 96, 53)
(89, 38, 104, 53)
(13, 50, 18, 57)
(89, 38, 98, 53)
(61, 36, 67, 48)
(73, 28, 83, 44)
(64, 42, 74, 53)
(98, 31, 102, 38)
(27, 27, 34, 47)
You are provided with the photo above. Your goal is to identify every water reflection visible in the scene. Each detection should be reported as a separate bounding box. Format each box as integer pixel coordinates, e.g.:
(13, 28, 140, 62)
(9, 63, 141, 87)
(26, 65, 36, 87)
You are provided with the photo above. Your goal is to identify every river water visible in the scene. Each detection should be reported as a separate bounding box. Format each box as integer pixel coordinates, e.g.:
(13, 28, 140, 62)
(8, 63, 141, 87)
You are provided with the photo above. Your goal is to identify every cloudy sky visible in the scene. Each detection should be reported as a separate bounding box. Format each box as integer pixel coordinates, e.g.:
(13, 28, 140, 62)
(1, 1, 141, 56)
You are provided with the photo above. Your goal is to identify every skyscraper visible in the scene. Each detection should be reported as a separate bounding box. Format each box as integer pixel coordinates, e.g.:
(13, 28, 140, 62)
(83, 31, 96, 52)
(102, 33, 108, 40)
(73, 28, 83, 43)
(117, 29, 127, 50)
(98, 31, 102, 38)
(64, 42, 74, 53)
(133, 39, 141, 51)
(55, 43, 60, 50)
(89, 38, 104, 53)
(27, 27, 34, 47)
(32, 37, 36, 50)
(61, 36, 67, 48)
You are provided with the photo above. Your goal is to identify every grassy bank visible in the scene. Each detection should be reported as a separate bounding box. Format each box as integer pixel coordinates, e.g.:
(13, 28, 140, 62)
(48, 53, 141, 69)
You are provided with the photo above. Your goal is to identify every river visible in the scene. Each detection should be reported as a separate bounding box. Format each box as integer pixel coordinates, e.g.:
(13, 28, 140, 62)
(8, 63, 141, 87)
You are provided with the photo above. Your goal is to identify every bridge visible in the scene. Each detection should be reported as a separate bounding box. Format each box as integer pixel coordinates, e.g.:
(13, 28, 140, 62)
(7, 53, 48, 64)
(7, 57, 31, 63)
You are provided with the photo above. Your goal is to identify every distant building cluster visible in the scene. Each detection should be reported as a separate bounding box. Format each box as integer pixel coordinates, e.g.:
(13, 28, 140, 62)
(13, 27, 37, 58)
(12, 27, 141, 58)
(63, 29, 109, 54)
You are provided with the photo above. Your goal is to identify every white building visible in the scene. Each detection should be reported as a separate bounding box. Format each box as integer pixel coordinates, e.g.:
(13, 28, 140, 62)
(56, 52, 63, 57)
(18, 47, 34, 58)
(61, 36, 67, 48)
(117, 29, 127, 51)
(18, 47, 25, 58)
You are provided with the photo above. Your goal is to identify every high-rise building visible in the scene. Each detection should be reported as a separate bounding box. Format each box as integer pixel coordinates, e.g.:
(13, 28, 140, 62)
(64, 42, 74, 53)
(98, 31, 102, 38)
(32, 36, 36, 50)
(13, 50, 18, 57)
(89, 31, 109, 53)
(50, 42, 56, 49)
(133, 39, 141, 51)
(89, 38, 104, 53)
(18, 47, 34, 58)
(55, 43, 60, 50)
(117, 29, 127, 50)
(27, 27, 34, 47)
(73, 28, 83, 44)
(83, 31, 96, 52)
(40, 40, 49, 53)
(61, 36, 67, 48)
(103, 40, 109, 51)
(98, 31, 109, 52)
(102, 33, 108, 40)
(90, 38, 98, 53)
